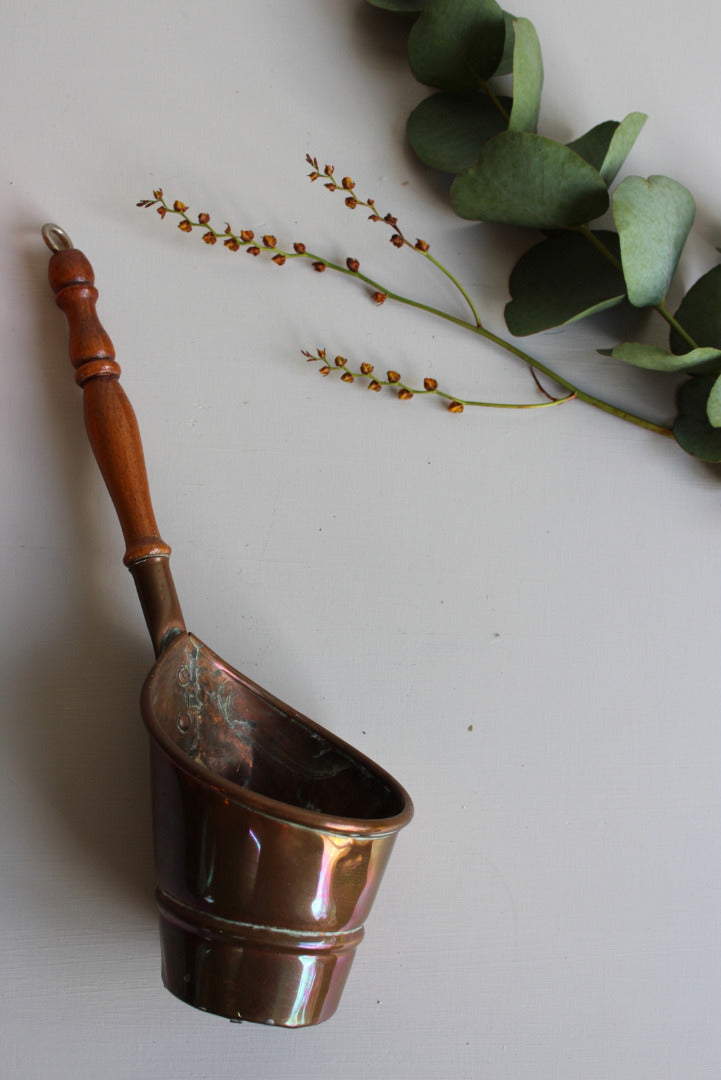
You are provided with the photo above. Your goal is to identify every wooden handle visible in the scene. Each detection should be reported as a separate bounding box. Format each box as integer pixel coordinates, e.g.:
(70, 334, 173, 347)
(48, 244, 186, 654)
(49, 247, 171, 566)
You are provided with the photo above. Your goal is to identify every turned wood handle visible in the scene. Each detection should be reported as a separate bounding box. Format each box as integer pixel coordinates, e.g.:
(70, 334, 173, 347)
(48, 246, 171, 567)
(47, 238, 186, 655)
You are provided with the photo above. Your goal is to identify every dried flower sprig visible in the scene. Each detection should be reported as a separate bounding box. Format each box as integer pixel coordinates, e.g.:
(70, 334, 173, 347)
(305, 156, 483, 328)
(138, 174, 672, 438)
(301, 349, 577, 413)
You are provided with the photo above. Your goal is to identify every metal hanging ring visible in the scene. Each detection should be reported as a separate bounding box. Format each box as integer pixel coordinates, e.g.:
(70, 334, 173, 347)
(41, 223, 74, 253)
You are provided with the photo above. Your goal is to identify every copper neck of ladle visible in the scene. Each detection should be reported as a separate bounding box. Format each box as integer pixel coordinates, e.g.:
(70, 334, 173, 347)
(128, 558, 185, 657)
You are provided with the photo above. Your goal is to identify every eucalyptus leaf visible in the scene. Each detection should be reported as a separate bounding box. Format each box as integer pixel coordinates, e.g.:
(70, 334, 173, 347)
(508, 18, 543, 132)
(612, 174, 695, 307)
(674, 375, 721, 460)
(598, 342, 721, 374)
(407, 91, 511, 172)
(505, 230, 625, 335)
(408, 0, 507, 91)
(670, 264, 721, 353)
(451, 131, 609, 227)
(567, 121, 618, 174)
(568, 113, 646, 187)
(495, 10, 516, 76)
(600, 112, 647, 185)
(706, 374, 721, 427)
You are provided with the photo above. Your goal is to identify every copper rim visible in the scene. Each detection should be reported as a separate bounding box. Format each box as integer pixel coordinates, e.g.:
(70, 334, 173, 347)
(142, 633, 414, 838)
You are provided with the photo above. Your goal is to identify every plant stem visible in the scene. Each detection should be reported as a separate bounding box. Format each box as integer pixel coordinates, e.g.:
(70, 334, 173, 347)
(307, 354, 578, 410)
(577, 225, 699, 350)
(301, 253, 672, 436)
(478, 78, 510, 122)
(321, 174, 484, 328)
(655, 302, 698, 350)
(143, 199, 674, 439)
(420, 250, 483, 327)
(577, 225, 623, 271)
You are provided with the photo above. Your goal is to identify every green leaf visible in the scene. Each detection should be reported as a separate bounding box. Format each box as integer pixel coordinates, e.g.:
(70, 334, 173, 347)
(408, 0, 507, 91)
(674, 375, 721, 460)
(599, 112, 647, 185)
(567, 121, 618, 173)
(706, 374, 721, 427)
(612, 174, 696, 307)
(567, 113, 646, 186)
(670, 265, 721, 353)
(495, 10, 516, 76)
(598, 342, 721, 374)
(407, 91, 510, 172)
(505, 230, 625, 335)
(451, 131, 609, 228)
(508, 18, 543, 133)
(366, 0, 424, 9)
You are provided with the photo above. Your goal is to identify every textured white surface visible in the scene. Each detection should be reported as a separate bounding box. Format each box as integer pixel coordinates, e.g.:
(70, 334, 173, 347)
(2, 1, 721, 1077)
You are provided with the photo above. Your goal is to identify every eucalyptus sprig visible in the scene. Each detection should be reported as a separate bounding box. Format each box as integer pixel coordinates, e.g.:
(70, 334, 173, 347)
(139, 0, 721, 462)
(365, 0, 721, 461)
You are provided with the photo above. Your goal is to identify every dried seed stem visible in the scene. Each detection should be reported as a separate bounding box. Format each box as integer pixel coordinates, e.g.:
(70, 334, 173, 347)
(137, 175, 674, 440)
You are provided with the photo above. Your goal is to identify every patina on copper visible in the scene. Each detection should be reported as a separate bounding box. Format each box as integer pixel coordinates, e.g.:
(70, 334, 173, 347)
(44, 228, 413, 1027)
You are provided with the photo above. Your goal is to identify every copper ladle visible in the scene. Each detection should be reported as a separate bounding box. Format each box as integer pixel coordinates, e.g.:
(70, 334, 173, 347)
(43, 224, 413, 1027)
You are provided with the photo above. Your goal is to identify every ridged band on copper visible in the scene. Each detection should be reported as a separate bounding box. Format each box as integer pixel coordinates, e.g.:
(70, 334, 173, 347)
(124, 538, 173, 565)
(156, 889, 365, 955)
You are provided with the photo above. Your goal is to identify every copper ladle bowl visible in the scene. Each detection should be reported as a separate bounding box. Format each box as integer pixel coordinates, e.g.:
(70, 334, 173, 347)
(43, 225, 412, 1027)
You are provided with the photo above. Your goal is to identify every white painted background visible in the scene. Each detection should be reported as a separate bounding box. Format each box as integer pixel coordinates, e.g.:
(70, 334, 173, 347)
(3, 1, 720, 1077)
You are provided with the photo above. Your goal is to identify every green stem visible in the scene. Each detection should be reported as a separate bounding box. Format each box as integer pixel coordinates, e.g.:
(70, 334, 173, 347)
(421, 250, 483, 327)
(331, 365, 578, 409)
(301, 252, 672, 437)
(466, 323, 672, 436)
(478, 78, 510, 123)
(577, 225, 622, 271)
(150, 201, 674, 439)
(655, 302, 698, 350)
(577, 225, 699, 350)
(331, 182, 484, 327)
